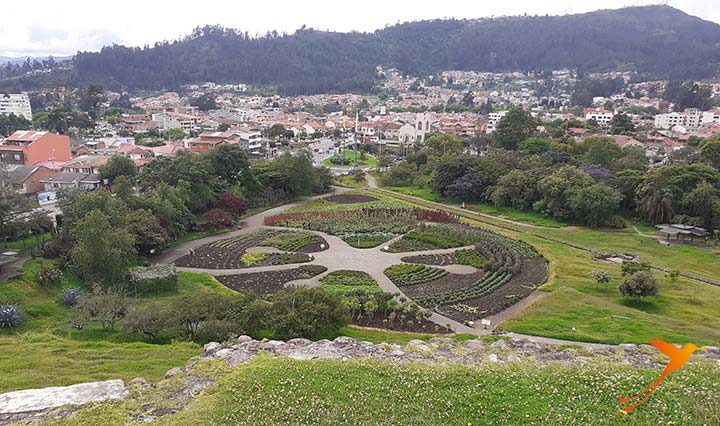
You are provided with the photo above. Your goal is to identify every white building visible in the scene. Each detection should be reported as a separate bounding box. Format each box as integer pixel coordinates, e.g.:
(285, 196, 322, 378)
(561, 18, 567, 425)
(654, 109, 703, 130)
(152, 113, 183, 132)
(398, 112, 434, 144)
(0, 93, 32, 121)
(701, 109, 720, 126)
(486, 111, 508, 134)
(585, 108, 615, 127)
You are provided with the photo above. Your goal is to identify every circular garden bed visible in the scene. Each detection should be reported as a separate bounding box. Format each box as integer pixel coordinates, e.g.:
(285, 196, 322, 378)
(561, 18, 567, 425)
(215, 265, 328, 297)
(174, 229, 327, 269)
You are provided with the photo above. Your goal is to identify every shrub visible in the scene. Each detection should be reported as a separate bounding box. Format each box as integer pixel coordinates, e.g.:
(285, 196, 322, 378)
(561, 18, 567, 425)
(71, 287, 127, 330)
(203, 208, 233, 230)
(241, 252, 268, 266)
(35, 267, 64, 286)
(217, 193, 248, 217)
(621, 261, 651, 277)
(0, 305, 24, 328)
(122, 304, 165, 341)
(163, 292, 266, 343)
(591, 270, 612, 288)
(59, 288, 83, 307)
(128, 264, 178, 296)
(269, 286, 348, 340)
(619, 271, 659, 301)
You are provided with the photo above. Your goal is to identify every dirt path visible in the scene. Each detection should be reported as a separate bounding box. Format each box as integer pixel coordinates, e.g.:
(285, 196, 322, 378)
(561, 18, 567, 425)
(0, 254, 29, 282)
(365, 173, 378, 188)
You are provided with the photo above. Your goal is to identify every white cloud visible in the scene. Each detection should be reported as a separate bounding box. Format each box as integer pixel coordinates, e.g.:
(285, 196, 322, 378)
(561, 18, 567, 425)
(0, 0, 717, 57)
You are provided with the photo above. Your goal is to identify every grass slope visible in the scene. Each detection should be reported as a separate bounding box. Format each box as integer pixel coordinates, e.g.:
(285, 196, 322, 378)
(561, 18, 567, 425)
(0, 260, 238, 392)
(48, 357, 720, 426)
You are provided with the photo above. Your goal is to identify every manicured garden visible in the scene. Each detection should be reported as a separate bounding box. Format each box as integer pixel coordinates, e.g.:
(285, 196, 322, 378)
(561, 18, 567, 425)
(265, 202, 458, 249)
(174, 229, 327, 269)
(320, 270, 380, 294)
(215, 265, 328, 296)
(372, 188, 720, 345)
(384, 264, 449, 287)
(322, 149, 378, 167)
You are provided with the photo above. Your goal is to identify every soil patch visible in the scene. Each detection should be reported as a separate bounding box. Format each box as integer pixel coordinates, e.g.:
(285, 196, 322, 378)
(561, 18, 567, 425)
(215, 265, 328, 297)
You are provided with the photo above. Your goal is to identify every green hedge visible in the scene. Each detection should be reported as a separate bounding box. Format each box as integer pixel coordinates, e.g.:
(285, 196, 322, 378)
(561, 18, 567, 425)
(128, 265, 179, 296)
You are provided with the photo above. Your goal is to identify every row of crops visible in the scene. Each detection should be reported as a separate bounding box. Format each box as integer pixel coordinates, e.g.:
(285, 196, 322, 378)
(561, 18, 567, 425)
(414, 271, 512, 306)
(384, 264, 449, 287)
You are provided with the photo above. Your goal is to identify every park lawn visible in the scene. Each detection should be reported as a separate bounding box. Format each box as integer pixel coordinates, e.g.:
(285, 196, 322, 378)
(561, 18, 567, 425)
(0, 333, 199, 393)
(388, 185, 443, 202)
(468, 202, 570, 228)
(335, 173, 367, 188)
(322, 150, 378, 167)
(51, 356, 720, 425)
(0, 261, 232, 391)
(388, 185, 569, 227)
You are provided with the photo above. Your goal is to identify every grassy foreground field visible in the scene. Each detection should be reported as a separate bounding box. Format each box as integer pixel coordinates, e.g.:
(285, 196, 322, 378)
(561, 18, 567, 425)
(44, 356, 720, 425)
(370, 188, 720, 346)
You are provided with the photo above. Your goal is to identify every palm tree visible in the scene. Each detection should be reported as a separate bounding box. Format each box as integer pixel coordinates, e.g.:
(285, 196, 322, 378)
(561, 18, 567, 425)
(639, 186, 677, 223)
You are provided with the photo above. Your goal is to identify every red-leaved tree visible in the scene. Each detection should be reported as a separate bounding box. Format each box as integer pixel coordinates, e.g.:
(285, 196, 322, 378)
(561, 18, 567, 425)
(203, 208, 233, 229)
(217, 193, 248, 218)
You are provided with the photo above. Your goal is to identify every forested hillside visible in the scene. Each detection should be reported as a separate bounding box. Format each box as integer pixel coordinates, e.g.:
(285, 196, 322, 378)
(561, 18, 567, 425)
(5, 6, 720, 94)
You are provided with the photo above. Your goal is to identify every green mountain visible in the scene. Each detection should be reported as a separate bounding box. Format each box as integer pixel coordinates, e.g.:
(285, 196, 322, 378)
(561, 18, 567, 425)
(4, 6, 720, 94)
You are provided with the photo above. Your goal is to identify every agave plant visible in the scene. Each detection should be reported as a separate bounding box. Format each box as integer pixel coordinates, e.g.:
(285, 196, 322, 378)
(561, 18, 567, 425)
(59, 288, 83, 307)
(0, 305, 24, 328)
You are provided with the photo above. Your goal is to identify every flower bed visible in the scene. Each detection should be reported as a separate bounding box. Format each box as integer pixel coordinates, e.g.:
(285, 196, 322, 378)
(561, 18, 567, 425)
(388, 224, 548, 323)
(264, 208, 459, 227)
(342, 289, 449, 334)
(321, 270, 377, 287)
(215, 265, 328, 297)
(174, 230, 314, 269)
(321, 270, 380, 294)
(259, 231, 327, 253)
(400, 249, 486, 269)
(384, 264, 449, 287)
(324, 194, 379, 204)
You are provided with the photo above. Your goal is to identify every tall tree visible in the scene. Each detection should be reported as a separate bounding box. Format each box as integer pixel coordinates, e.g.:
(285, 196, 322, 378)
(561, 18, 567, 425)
(493, 108, 537, 150)
(69, 210, 136, 285)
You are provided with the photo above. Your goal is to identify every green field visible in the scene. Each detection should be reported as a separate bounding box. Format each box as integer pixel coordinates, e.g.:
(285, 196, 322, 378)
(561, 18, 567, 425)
(388, 185, 569, 227)
(46, 356, 720, 425)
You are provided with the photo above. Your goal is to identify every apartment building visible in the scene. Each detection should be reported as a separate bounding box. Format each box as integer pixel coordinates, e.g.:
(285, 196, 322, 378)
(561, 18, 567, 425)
(0, 93, 32, 120)
(0, 130, 71, 166)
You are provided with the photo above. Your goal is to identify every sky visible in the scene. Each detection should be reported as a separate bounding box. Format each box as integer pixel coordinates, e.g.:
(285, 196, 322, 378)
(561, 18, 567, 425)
(1, 0, 718, 57)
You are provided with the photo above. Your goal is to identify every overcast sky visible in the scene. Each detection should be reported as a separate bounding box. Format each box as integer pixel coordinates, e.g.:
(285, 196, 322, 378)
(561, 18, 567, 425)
(1, 0, 718, 57)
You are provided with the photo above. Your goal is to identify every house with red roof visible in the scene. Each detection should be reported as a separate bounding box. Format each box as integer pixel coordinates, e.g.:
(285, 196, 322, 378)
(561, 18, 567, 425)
(0, 131, 71, 166)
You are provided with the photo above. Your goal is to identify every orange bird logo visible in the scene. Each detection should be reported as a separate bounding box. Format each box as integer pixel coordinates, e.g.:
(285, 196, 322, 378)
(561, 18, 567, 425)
(619, 338, 705, 414)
